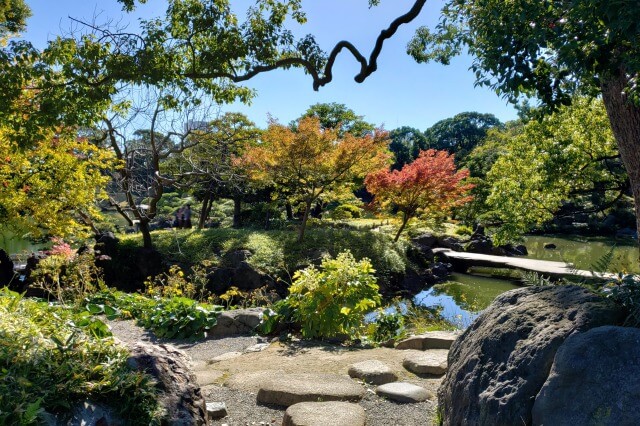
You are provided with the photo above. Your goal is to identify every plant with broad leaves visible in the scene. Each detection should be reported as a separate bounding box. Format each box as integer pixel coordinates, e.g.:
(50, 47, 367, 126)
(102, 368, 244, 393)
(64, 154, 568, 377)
(281, 250, 381, 339)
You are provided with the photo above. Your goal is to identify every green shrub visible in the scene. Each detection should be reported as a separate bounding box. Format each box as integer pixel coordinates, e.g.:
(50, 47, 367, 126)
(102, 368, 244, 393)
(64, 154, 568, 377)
(0, 289, 158, 424)
(600, 273, 640, 327)
(330, 204, 363, 220)
(282, 251, 381, 339)
(453, 224, 473, 236)
(86, 290, 223, 340)
(367, 309, 406, 344)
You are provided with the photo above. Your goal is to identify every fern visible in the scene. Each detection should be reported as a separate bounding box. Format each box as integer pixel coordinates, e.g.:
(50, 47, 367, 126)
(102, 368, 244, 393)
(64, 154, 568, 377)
(519, 270, 554, 287)
(590, 245, 616, 273)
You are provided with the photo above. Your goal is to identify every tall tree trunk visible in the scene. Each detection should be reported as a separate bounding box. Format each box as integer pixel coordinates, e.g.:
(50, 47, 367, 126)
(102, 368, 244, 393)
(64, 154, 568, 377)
(198, 193, 211, 230)
(298, 199, 313, 243)
(285, 201, 294, 220)
(139, 219, 153, 249)
(394, 212, 410, 242)
(601, 69, 640, 261)
(233, 196, 242, 228)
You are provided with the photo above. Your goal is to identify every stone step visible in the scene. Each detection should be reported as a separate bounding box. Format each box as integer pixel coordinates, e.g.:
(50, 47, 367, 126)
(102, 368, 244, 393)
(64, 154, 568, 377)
(402, 349, 449, 375)
(283, 402, 366, 426)
(375, 382, 432, 403)
(395, 331, 459, 350)
(347, 360, 398, 385)
(256, 373, 364, 407)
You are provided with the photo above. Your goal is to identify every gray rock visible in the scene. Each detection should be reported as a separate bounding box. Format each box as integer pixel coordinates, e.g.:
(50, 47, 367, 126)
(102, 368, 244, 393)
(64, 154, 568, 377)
(375, 382, 431, 403)
(223, 249, 253, 268)
(395, 331, 459, 350)
(533, 326, 640, 426)
(209, 307, 263, 337)
(347, 360, 398, 385)
(127, 343, 207, 426)
(283, 402, 366, 426)
(206, 402, 228, 420)
(256, 373, 364, 407)
(411, 233, 438, 248)
(438, 285, 623, 426)
(209, 351, 243, 362)
(402, 350, 448, 375)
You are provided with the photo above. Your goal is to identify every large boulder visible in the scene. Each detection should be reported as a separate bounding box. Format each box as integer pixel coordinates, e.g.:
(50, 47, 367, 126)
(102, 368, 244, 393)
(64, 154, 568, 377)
(532, 325, 640, 425)
(438, 285, 622, 426)
(126, 343, 207, 426)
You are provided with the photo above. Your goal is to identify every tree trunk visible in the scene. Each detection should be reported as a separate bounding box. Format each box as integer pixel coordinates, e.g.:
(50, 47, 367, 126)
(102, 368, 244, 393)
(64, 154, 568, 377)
(139, 219, 153, 249)
(198, 194, 211, 230)
(233, 196, 242, 228)
(298, 199, 313, 243)
(285, 201, 294, 220)
(394, 212, 410, 242)
(601, 69, 640, 261)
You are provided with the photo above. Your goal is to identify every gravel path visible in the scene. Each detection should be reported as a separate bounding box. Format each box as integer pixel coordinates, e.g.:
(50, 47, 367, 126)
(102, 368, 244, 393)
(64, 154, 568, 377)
(107, 319, 439, 426)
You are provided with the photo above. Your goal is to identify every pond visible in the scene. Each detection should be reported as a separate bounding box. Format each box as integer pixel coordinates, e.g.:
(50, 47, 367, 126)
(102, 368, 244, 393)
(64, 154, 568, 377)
(414, 273, 521, 329)
(524, 235, 639, 274)
(0, 230, 45, 257)
(416, 235, 639, 329)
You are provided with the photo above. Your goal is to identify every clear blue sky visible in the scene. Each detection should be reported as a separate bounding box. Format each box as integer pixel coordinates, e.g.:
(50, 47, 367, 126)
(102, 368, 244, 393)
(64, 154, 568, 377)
(23, 0, 518, 130)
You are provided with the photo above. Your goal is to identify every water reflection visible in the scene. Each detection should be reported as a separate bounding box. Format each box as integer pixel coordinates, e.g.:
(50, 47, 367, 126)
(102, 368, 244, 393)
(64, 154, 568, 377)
(524, 235, 639, 273)
(414, 273, 521, 329)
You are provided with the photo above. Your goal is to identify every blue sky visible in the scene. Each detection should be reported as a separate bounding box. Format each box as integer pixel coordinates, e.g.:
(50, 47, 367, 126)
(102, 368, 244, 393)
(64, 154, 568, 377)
(23, 0, 518, 130)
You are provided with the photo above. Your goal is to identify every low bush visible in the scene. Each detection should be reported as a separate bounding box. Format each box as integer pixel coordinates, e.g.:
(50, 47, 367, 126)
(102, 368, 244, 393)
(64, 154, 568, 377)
(265, 251, 381, 339)
(0, 289, 159, 425)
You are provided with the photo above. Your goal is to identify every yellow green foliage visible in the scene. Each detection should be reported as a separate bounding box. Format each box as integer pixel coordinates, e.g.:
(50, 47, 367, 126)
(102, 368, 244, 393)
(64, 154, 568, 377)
(0, 127, 116, 239)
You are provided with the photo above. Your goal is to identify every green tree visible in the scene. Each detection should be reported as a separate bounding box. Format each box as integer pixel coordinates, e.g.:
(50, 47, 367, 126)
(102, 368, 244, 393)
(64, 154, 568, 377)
(485, 98, 626, 243)
(408, 0, 640, 252)
(168, 112, 262, 229)
(388, 126, 428, 170)
(296, 102, 375, 137)
(424, 112, 502, 164)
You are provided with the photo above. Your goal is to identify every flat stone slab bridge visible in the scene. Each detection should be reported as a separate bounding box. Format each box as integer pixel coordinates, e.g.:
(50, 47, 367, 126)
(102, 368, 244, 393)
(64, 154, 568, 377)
(433, 248, 617, 282)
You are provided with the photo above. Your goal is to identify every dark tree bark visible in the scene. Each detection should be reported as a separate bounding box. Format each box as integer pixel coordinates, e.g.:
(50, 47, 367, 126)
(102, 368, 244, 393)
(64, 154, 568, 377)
(285, 201, 294, 220)
(198, 193, 211, 230)
(394, 211, 410, 242)
(233, 196, 242, 228)
(139, 219, 153, 250)
(601, 69, 640, 259)
(298, 199, 313, 243)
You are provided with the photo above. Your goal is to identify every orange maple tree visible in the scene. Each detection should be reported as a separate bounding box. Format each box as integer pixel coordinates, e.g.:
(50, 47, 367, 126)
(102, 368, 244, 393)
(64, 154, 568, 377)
(239, 116, 390, 241)
(365, 149, 474, 242)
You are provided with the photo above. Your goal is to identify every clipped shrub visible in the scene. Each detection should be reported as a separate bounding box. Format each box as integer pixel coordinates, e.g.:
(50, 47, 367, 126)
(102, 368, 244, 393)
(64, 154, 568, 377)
(279, 250, 381, 339)
(331, 204, 363, 220)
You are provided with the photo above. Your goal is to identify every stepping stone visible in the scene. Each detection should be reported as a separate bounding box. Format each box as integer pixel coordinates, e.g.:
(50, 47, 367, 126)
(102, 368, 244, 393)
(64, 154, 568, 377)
(206, 402, 227, 420)
(209, 351, 243, 363)
(283, 402, 366, 426)
(195, 370, 224, 386)
(375, 382, 432, 403)
(348, 360, 398, 385)
(395, 331, 459, 350)
(256, 373, 364, 407)
(244, 343, 270, 353)
(403, 350, 449, 375)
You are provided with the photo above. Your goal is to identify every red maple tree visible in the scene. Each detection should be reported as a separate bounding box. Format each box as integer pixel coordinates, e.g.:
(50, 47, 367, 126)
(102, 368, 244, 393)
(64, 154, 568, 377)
(365, 149, 474, 241)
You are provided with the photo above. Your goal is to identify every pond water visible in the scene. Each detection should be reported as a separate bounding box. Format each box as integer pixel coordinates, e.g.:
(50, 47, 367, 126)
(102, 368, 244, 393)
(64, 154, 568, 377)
(524, 235, 639, 274)
(414, 273, 521, 328)
(0, 230, 45, 257)
(416, 235, 639, 329)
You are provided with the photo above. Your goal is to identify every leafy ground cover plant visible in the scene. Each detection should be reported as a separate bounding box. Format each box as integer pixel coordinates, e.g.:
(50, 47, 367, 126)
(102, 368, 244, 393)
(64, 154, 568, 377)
(0, 289, 159, 425)
(264, 250, 381, 339)
(86, 289, 223, 340)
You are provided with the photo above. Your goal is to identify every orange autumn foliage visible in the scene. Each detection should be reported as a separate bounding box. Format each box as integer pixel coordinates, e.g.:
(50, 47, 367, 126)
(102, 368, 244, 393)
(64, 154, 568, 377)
(238, 116, 390, 241)
(365, 149, 474, 241)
